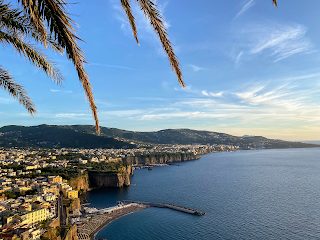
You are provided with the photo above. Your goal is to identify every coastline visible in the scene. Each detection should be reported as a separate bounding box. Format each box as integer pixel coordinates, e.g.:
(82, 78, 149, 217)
(80, 152, 211, 240)
(77, 204, 149, 240)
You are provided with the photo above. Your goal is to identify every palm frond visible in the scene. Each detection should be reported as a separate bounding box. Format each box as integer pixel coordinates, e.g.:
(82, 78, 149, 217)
(0, 66, 36, 115)
(0, 1, 30, 34)
(272, 0, 278, 7)
(135, 0, 184, 88)
(17, 0, 100, 134)
(17, 0, 48, 48)
(0, 30, 64, 85)
(0, 1, 62, 54)
(120, 0, 139, 45)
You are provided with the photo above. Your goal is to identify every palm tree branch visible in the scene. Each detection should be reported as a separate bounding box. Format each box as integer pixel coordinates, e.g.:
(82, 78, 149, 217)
(18, 0, 100, 134)
(0, 66, 36, 115)
(135, 0, 185, 88)
(0, 30, 63, 85)
(17, 0, 48, 48)
(1, 1, 62, 53)
(120, 0, 139, 45)
(0, 1, 30, 34)
(272, 0, 278, 7)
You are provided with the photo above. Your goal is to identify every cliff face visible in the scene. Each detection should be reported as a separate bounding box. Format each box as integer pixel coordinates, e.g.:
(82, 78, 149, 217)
(64, 224, 78, 240)
(42, 228, 61, 240)
(65, 198, 81, 218)
(68, 174, 90, 192)
(88, 165, 132, 188)
(123, 153, 201, 165)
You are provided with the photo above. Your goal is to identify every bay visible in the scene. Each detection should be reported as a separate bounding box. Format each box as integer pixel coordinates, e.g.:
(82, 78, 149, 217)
(85, 148, 320, 240)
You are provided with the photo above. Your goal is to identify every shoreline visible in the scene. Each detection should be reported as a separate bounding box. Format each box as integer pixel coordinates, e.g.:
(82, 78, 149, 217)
(91, 206, 147, 240)
(77, 204, 149, 240)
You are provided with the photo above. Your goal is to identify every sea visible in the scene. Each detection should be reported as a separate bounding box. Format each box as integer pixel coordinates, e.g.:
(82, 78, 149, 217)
(84, 147, 320, 240)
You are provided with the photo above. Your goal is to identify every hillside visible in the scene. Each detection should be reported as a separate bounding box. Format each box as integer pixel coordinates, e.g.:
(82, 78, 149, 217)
(0, 125, 134, 149)
(0, 124, 318, 149)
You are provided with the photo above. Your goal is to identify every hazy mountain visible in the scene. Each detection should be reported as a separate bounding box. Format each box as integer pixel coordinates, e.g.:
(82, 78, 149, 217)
(0, 124, 318, 149)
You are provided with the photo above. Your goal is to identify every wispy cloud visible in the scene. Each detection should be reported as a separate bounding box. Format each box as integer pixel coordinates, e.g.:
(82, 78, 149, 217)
(247, 23, 312, 62)
(234, 0, 255, 19)
(55, 113, 87, 118)
(210, 92, 224, 97)
(202, 90, 209, 96)
(235, 51, 243, 66)
(201, 90, 223, 97)
(50, 89, 72, 94)
(189, 64, 204, 72)
(0, 97, 14, 104)
(90, 63, 137, 71)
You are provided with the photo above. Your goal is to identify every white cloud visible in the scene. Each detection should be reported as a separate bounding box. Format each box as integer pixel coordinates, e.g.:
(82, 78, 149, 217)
(55, 113, 86, 118)
(100, 109, 144, 117)
(140, 112, 228, 120)
(234, 0, 255, 19)
(201, 90, 209, 96)
(210, 92, 224, 97)
(189, 64, 204, 72)
(90, 63, 137, 71)
(248, 23, 312, 62)
(50, 89, 72, 94)
(233, 23, 314, 64)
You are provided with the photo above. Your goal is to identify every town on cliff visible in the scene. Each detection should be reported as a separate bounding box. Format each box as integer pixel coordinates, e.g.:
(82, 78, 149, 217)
(0, 143, 235, 239)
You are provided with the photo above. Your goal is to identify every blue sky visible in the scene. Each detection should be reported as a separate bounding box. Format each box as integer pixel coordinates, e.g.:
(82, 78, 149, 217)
(1, 0, 320, 140)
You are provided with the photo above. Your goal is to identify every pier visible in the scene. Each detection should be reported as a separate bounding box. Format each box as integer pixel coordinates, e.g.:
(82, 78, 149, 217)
(118, 200, 205, 215)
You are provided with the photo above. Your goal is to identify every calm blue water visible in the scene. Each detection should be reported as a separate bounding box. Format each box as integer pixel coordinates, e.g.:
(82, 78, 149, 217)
(86, 148, 320, 240)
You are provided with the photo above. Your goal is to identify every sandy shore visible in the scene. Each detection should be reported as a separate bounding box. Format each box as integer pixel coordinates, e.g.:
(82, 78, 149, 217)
(77, 204, 148, 240)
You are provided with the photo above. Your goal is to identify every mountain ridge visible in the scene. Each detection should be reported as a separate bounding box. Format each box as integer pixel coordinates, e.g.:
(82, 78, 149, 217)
(0, 124, 318, 149)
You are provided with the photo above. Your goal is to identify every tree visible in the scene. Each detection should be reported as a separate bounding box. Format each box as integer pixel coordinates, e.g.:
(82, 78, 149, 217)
(1, 0, 278, 134)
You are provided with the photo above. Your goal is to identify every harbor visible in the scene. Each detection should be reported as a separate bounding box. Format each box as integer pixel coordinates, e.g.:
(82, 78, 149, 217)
(77, 203, 148, 240)
(117, 200, 205, 216)
(76, 200, 205, 240)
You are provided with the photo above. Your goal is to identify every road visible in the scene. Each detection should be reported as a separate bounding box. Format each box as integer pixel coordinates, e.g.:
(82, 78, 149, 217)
(58, 192, 66, 238)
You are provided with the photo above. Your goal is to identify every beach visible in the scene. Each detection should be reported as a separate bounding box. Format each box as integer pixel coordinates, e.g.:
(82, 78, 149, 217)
(76, 203, 148, 240)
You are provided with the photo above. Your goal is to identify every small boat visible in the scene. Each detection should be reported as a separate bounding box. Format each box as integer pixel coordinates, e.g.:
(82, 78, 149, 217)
(148, 166, 153, 170)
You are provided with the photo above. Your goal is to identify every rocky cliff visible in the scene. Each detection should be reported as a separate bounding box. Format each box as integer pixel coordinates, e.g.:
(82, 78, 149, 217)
(68, 174, 90, 192)
(65, 198, 81, 218)
(88, 165, 132, 188)
(64, 224, 78, 240)
(123, 152, 201, 165)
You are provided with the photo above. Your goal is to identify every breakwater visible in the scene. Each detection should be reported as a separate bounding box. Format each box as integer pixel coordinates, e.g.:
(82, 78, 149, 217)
(118, 200, 205, 215)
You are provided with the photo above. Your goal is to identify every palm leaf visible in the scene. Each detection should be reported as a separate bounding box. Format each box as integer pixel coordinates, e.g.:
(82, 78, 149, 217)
(272, 0, 278, 7)
(17, 0, 100, 135)
(17, 0, 48, 48)
(0, 66, 36, 115)
(135, 0, 185, 88)
(120, 0, 139, 45)
(0, 1, 63, 53)
(0, 30, 63, 85)
(0, 1, 30, 34)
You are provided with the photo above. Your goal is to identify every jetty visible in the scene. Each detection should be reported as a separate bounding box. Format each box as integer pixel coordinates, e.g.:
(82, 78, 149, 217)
(117, 200, 205, 215)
